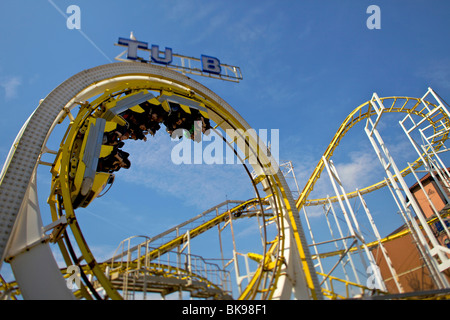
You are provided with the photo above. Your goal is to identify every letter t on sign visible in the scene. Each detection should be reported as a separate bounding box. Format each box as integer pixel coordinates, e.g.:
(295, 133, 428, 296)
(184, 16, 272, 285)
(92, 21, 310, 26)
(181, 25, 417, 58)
(118, 38, 148, 60)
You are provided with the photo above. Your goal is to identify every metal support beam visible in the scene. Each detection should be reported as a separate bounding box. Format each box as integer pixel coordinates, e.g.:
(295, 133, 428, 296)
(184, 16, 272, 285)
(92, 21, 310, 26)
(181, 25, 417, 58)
(357, 190, 404, 293)
(365, 94, 449, 288)
(4, 171, 75, 300)
(322, 157, 386, 292)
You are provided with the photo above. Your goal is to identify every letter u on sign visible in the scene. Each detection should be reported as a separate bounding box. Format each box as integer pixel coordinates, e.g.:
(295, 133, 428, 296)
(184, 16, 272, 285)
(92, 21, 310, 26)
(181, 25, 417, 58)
(201, 55, 221, 75)
(151, 45, 173, 65)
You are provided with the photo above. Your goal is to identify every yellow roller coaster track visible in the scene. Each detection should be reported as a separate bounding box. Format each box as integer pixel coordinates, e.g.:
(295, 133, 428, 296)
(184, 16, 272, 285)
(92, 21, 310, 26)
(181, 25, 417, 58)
(297, 95, 449, 209)
(312, 208, 450, 260)
(35, 63, 319, 300)
(1, 59, 448, 300)
(54, 92, 449, 300)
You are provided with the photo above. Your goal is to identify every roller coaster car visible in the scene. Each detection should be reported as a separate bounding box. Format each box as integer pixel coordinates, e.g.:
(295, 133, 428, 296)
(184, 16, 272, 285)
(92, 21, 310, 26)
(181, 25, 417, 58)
(158, 91, 210, 120)
(69, 90, 160, 209)
(70, 117, 115, 209)
(158, 91, 211, 140)
(69, 90, 210, 209)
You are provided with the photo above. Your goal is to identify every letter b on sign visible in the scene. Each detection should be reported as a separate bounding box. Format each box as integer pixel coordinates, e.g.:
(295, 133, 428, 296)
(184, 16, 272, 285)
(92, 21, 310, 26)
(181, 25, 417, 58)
(201, 55, 221, 75)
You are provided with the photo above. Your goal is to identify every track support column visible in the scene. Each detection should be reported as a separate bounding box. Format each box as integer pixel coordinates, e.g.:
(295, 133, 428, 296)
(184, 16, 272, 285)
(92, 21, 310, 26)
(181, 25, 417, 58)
(5, 170, 75, 299)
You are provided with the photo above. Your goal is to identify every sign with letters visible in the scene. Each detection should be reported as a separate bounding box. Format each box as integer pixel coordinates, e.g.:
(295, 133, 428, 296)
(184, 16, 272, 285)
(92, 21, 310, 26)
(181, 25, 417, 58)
(115, 37, 243, 83)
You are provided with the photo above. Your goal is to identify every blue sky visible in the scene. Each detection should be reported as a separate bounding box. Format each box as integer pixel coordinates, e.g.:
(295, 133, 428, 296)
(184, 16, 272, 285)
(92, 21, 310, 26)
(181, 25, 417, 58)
(1, 0, 450, 296)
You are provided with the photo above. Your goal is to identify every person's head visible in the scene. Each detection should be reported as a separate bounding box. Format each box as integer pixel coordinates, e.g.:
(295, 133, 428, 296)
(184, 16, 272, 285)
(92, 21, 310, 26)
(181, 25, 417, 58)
(176, 117, 186, 126)
(120, 132, 130, 140)
(121, 158, 131, 169)
(150, 112, 159, 121)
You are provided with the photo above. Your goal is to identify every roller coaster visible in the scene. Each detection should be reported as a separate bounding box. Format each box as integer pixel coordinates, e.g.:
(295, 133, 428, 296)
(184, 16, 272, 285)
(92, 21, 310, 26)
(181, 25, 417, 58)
(0, 61, 450, 300)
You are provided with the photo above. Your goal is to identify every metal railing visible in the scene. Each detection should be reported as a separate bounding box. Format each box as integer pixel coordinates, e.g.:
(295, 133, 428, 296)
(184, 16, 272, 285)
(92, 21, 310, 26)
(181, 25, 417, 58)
(108, 236, 232, 299)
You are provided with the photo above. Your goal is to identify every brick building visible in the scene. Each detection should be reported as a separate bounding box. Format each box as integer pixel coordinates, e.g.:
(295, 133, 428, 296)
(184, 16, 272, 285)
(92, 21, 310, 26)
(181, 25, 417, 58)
(371, 171, 450, 293)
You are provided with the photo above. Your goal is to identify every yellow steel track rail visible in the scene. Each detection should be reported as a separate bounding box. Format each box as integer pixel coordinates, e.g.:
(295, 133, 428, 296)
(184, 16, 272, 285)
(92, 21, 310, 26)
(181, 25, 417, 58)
(297, 96, 449, 209)
(41, 63, 311, 300)
(57, 104, 123, 300)
(127, 199, 264, 264)
(317, 272, 387, 299)
(312, 209, 450, 260)
(1, 59, 447, 301)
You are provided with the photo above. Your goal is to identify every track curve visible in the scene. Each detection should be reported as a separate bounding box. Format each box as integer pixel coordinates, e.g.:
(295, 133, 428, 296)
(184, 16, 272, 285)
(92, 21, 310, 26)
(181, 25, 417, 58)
(2, 61, 447, 300)
(0, 62, 319, 300)
(297, 95, 449, 209)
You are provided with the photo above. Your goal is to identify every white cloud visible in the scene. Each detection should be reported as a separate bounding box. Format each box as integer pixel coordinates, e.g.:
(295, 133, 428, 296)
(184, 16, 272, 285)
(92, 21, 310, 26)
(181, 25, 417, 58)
(163, 1, 225, 32)
(0, 75, 21, 100)
(417, 59, 450, 89)
(280, 136, 382, 216)
(334, 151, 380, 191)
(118, 132, 254, 209)
(300, 205, 324, 219)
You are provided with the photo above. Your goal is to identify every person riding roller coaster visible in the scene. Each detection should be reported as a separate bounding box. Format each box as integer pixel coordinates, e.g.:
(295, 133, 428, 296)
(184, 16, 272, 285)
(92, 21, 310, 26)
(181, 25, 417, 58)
(120, 108, 149, 142)
(97, 148, 131, 173)
(164, 102, 212, 141)
(189, 108, 212, 142)
(139, 101, 167, 137)
(102, 123, 129, 147)
(164, 103, 188, 138)
(97, 98, 211, 175)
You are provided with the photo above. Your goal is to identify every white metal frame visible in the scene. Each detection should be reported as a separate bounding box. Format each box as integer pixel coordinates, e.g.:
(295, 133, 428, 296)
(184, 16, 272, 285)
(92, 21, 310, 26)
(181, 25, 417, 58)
(365, 91, 450, 289)
(322, 157, 386, 292)
(356, 189, 404, 293)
